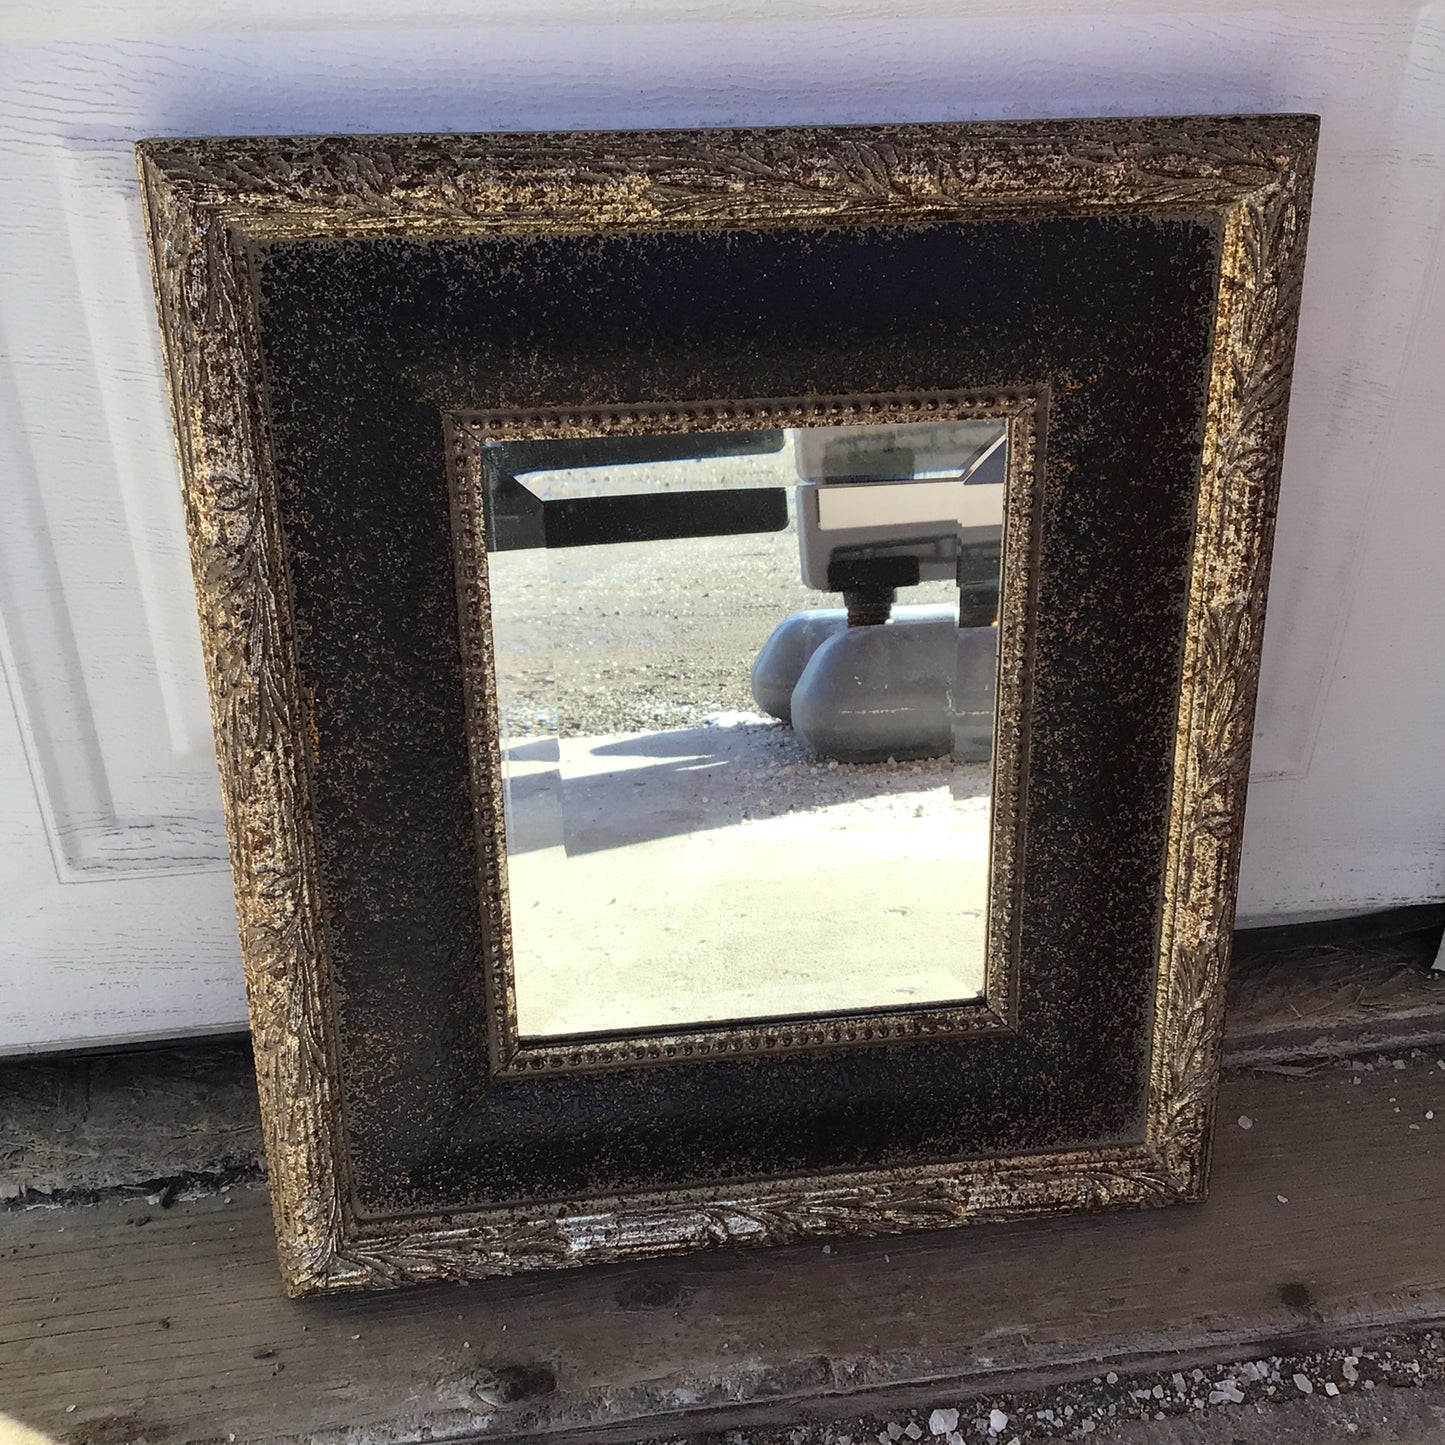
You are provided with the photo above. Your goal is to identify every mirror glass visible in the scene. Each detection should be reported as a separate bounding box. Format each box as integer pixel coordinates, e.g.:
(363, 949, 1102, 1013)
(482, 419, 1008, 1038)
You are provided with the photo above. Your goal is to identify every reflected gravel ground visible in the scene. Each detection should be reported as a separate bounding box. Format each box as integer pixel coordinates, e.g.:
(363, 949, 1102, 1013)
(488, 504, 957, 741)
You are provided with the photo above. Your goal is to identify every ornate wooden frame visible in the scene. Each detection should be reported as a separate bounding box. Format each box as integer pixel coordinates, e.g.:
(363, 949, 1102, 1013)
(447, 391, 1039, 1075)
(138, 116, 1316, 1296)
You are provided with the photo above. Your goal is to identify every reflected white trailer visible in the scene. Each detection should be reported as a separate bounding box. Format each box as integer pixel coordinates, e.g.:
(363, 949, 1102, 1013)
(753, 421, 1007, 763)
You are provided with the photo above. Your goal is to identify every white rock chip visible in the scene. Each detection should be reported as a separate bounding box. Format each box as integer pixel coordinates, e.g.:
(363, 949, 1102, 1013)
(928, 1408, 959, 1436)
(988, 1408, 1009, 1435)
(1293, 1373, 1314, 1395)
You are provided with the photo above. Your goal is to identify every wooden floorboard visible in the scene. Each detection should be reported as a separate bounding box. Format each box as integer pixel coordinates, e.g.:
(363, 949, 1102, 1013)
(3, 922, 1441, 1209)
(1225, 914, 1445, 1066)
(2, 1052, 1443, 1445)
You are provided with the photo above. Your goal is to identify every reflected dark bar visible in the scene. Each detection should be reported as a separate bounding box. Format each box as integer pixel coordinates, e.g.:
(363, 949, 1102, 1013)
(540, 487, 789, 550)
(480, 429, 793, 552)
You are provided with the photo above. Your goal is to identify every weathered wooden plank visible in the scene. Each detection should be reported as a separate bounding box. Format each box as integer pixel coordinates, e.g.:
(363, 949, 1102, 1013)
(1226, 909, 1445, 1066)
(0, 1040, 263, 1203)
(1, 1054, 1442, 1445)
(4, 924, 1440, 1208)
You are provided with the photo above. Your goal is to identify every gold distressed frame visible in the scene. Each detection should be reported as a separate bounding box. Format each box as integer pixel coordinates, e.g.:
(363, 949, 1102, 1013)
(448, 391, 1040, 1075)
(138, 116, 1316, 1295)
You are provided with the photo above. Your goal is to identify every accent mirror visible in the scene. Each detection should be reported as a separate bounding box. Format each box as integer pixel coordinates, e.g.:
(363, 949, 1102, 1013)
(139, 115, 1316, 1295)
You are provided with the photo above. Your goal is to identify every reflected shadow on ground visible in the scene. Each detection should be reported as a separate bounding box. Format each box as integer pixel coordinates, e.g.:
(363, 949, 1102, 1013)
(500, 719, 989, 858)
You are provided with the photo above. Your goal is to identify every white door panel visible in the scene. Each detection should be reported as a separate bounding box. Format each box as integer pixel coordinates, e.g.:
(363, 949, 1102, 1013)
(0, 660, 245, 1054)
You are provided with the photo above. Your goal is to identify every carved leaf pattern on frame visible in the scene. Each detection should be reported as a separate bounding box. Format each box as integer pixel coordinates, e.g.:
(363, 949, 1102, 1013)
(327, 1150, 1182, 1288)
(1151, 159, 1313, 1193)
(142, 117, 1312, 237)
(142, 184, 349, 1293)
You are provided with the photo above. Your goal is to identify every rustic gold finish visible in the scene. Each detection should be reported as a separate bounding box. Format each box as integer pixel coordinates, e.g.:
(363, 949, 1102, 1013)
(138, 117, 1316, 1295)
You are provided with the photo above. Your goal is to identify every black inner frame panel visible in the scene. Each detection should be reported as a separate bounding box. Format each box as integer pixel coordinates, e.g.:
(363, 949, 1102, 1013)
(251, 214, 1221, 1218)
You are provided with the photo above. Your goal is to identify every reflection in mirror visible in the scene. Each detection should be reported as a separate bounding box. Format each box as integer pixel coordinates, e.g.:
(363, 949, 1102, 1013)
(481, 419, 1007, 1039)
